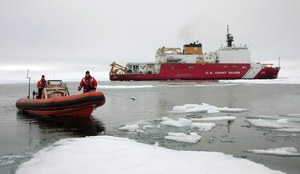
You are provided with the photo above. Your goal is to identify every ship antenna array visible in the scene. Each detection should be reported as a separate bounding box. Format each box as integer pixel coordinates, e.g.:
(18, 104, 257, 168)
(26, 69, 31, 99)
(226, 25, 234, 47)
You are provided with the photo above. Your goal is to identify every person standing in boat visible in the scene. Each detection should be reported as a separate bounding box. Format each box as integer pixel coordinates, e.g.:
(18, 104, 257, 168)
(37, 75, 47, 99)
(78, 71, 98, 93)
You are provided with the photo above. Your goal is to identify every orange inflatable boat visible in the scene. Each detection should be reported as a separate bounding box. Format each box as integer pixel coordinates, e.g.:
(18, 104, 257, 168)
(16, 80, 105, 118)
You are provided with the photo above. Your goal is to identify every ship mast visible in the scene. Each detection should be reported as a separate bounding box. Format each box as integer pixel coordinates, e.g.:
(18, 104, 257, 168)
(226, 25, 234, 47)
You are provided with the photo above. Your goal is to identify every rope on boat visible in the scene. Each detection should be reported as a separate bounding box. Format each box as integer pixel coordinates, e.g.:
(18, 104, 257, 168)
(104, 93, 136, 101)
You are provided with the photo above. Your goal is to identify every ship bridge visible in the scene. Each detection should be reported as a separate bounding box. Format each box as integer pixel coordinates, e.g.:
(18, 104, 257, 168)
(203, 26, 251, 64)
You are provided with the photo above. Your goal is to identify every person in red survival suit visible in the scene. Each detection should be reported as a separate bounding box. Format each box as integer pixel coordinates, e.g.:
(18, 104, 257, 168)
(37, 75, 47, 99)
(78, 71, 97, 93)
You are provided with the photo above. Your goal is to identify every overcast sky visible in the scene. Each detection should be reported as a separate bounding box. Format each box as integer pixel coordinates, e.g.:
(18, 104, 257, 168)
(1, 0, 300, 81)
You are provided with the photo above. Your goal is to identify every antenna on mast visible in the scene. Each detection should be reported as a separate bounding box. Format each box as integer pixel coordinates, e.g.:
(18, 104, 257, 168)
(226, 25, 234, 47)
(227, 25, 229, 35)
(26, 69, 31, 99)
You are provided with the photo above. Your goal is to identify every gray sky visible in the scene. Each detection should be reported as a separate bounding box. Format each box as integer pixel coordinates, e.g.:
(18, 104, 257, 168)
(1, 0, 300, 81)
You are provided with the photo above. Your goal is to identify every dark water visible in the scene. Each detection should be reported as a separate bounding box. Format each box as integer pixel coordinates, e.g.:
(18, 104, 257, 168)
(0, 81, 300, 174)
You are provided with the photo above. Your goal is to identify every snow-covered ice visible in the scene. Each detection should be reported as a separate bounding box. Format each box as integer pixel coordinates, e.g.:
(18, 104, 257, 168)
(160, 117, 216, 131)
(161, 117, 192, 127)
(164, 132, 201, 143)
(119, 124, 141, 132)
(118, 120, 156, 132)
(284, 113, 300, 117)
(245, 147, 300, 156)
(247, 118, 300, 130)
(192, 122, 217, 131)
(16, 136, 285, 174)
(172, 103, 220, 114)
(171, 103, 249, 114)
(276, 128, 300, 132)
(118, 124, 155, 132)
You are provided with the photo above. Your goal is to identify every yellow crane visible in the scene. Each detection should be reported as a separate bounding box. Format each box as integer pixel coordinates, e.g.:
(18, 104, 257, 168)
(110, 62, 128, 75)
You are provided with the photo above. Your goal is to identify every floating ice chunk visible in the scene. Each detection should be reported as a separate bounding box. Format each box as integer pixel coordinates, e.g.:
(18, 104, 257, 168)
(160, 117, 192, 127)
(119, 124, 141, 132)
(276, 119, 288, 123)
(191, 116, 236, 121)
(276, 128, 300, 132)
(161, 118, 185, 127)
(279, 114, 300, 122)
(171, 103, 249, 114)
(192, 122, 216, 131)
(245, 147, 300, 156)
(119, 120, 155, 132)
(160, 117, 215, 131)
(172, 104, 208, 113)
(207, 109, 220, 114)
(285, 113, 300, 117)
(247, 118, 300, 129)
(248, 119, 280, 128)
(142, 124, 155, 130)
(164, 132, 201, 143)
(16, 136, 285, 174)
(172, 103, 217, 114)
(247, 114, 300, 122)
(178, 118, 193, 126)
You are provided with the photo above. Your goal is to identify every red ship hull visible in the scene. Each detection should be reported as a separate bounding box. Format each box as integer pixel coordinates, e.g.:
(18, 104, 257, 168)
(110, 63, 280, 81)
(16, 92, 106, 118)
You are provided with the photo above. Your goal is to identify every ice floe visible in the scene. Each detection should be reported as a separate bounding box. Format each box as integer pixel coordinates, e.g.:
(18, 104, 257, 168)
(119, 124, 141, 132)
(192, 122, 217, 131)
(247, 118, 300, 129)
(118, 120, 156, 132)
(191, 116, 236, 121)
(16, 136, 285, 174)
(119, 116, 218, 134)
(164, 132, 201, 143)
(276, 128, 300, 132)
(245, 147, 300, 156)
(247, 114, 300, 122)
(284, 113, 300, 117)
(171, 103, 249, 114)
(247, 116, 300, 133)
(161, 117, 192, 127)
(160, 117, 216, 131)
